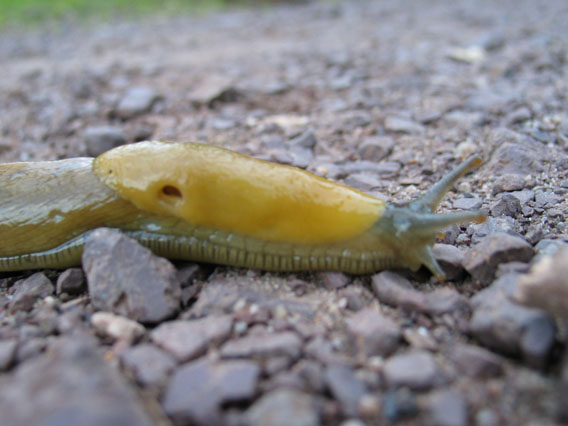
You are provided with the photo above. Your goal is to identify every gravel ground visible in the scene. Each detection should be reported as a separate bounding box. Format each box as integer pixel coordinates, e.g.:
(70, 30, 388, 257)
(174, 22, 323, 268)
(1, 0, 568, 425)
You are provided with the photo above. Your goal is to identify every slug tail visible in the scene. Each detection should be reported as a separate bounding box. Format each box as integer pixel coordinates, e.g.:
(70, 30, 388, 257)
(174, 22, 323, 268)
(415, 155, 483, 212)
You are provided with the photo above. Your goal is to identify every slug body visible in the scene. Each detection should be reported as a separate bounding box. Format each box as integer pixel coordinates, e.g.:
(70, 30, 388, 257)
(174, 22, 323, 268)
(0, 141, 485, 279)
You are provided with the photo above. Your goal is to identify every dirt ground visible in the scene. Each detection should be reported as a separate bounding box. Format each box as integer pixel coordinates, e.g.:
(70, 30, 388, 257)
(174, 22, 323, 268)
(1, 0, 568, 425)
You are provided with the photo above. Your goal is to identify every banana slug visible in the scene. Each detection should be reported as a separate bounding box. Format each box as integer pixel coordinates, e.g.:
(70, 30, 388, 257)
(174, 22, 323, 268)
(0, 141, 485, 279)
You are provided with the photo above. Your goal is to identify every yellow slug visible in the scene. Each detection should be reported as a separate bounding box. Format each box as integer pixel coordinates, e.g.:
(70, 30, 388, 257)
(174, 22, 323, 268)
(0, 141, 485, 279)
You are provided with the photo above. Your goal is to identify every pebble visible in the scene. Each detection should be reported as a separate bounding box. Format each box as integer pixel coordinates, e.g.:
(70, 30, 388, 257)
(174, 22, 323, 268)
(463, 233, 535, 285)
(358, 136, 395, 161)
(325, 364, 367, 417)
(516, 247, 568, 320)
(91, 311, 145, 343)
(120, 343, 177, 387)
(189, 76, 241, 106)
(425, 389, 469, 426)
(505, 106, 532, 125)
(384, 116, 424, 134)
(470, 274, 556, 367)
(448, 343, 504, 378)
(115, 86, 160, 119)
(289, 129, 317, 149)
(452, 196, 483, 210)
(163, 358, 260, 426)
(245, 388, 319, 426)
(382, 388, 418, 423)
(509, 189, 535, 205)
(83, 228, 181, 324)
(383, 350, 443, 390)
(83, 125, 126, 156)
(345, 308, 401, 357)
(55, 268, 86, 296)
(9, 272, 54, 313)
(0, 339, 17, 371)
(221, 331, 302, 360)
(485, 139, 546, 176)
(432, 244, 465, 280)
(490, 193, 522, 217)
(344, 172, 384, 191)
(492, 174, 528, 195)
(316, 271, 351, 290)
(150, 315, 233, 361)
(372, 271, 470, 315)
(0, 337, 153, 426)
(294, 359, 326, 393)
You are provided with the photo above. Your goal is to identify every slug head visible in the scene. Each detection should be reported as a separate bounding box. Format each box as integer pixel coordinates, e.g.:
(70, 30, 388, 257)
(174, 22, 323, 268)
(373, 156, 486, 280)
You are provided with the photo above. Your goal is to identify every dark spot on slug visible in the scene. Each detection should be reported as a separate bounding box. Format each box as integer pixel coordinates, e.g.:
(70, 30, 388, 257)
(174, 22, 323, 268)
(162, 185, 182, 198)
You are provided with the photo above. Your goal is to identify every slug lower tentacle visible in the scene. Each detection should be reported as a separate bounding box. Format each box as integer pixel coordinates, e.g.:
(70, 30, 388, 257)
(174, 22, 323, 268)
(0, 141, 485, 279)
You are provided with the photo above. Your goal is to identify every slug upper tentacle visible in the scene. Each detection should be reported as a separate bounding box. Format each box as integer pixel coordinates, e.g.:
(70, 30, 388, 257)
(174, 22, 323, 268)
(0, 141, 486, 279)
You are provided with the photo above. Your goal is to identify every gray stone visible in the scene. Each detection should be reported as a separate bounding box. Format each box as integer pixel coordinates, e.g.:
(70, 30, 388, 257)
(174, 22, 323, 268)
(120, 343, 176, 387)
(56, 268, 86, 295)
(505, 107, 532, 125)
(491, 194, 522, 217)
(452, 196, 483, 210)
(289, 129, 317, 149)
(115, 86, 160, 119)
(492, 173, 528, 195)
(463, 233, 534, 285)
(316, 271, 351, 290)
(83, 228, 181, 324)
(516, 247, 568, 320)
(371, 271, 470, 315)
(382, 388, 418, 423)
(325, 364, 367, 417)
(221, 331, 302, 360)
(188, 76, 241, 106)
(84, 125, 126, 156)
(509, 189, 535, 205)
(426, 390, 469, 426)
(163, 358, 260, 426)
(358, 136, 395, 161)
(246, 389, 319, 426)
(150, 315, 232, 361)
(449, 343, 504, 378)
(294, 359, 326, 393)
(344, 172, 384, 191)
(345, 308, 401, 357)
(0, 339, 17, 371)
(9, 272, 54, 312)
(384, 350, 443, 390)
(0, 337, 152, 426)
(485, 129, 547, 176)
(384, 116, 424, 134)
(432, 244, 465, 281)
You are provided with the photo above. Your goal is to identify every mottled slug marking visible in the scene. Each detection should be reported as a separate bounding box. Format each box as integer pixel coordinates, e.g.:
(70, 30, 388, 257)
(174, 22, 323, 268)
(0, 141, 485, 279)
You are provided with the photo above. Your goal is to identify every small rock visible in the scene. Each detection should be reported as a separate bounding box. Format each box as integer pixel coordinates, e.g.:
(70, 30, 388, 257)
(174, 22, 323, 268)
(372, 271, 470, 315)
(325, 364, 367, 417)
(432, 244, 465, 280)
(509, 189, 535, 205)
(452, 197, 483, 210)
(294, 360, 326, 393)
(289, 129, 317, 149)
(490, 194, 522, 217)
(189, 76, 241, 106)
(150, 315, 232, 361)
(289, 146, 314, 169)
(382, 388, 418, 423)
(447, 45, 486, 63)
(91, 311, 145, 343)
(115, 86, 160, 119)
(505, 107, 532, 125)
(246, 389, 319, 426)
(83, 125, 126, 156)
(56, 268, 86, 296)
(221, 331, 302, 360)
(426, 389, 469, 426)
(470, 276, 556, 367)
(384, 350, 443, 390)
(492, 174, 528, 195)
(449, 343, 504, 378)
(317, 271, 350, 290)
(384, 116, 424, 134)
(485, 130, 547, 175)
(0, 339, 17, 371)
(83, 228, 181, 324)
(163, 358, 260, 426)
(345, 308, 401, 357)
(463, 233, 535, 285)
(358, 136, 395, 161)
(9, 273, 54, 312)
(0, 337, 153, 426)
(120, 343, 177, 387)
(516, 247, 568, 321)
